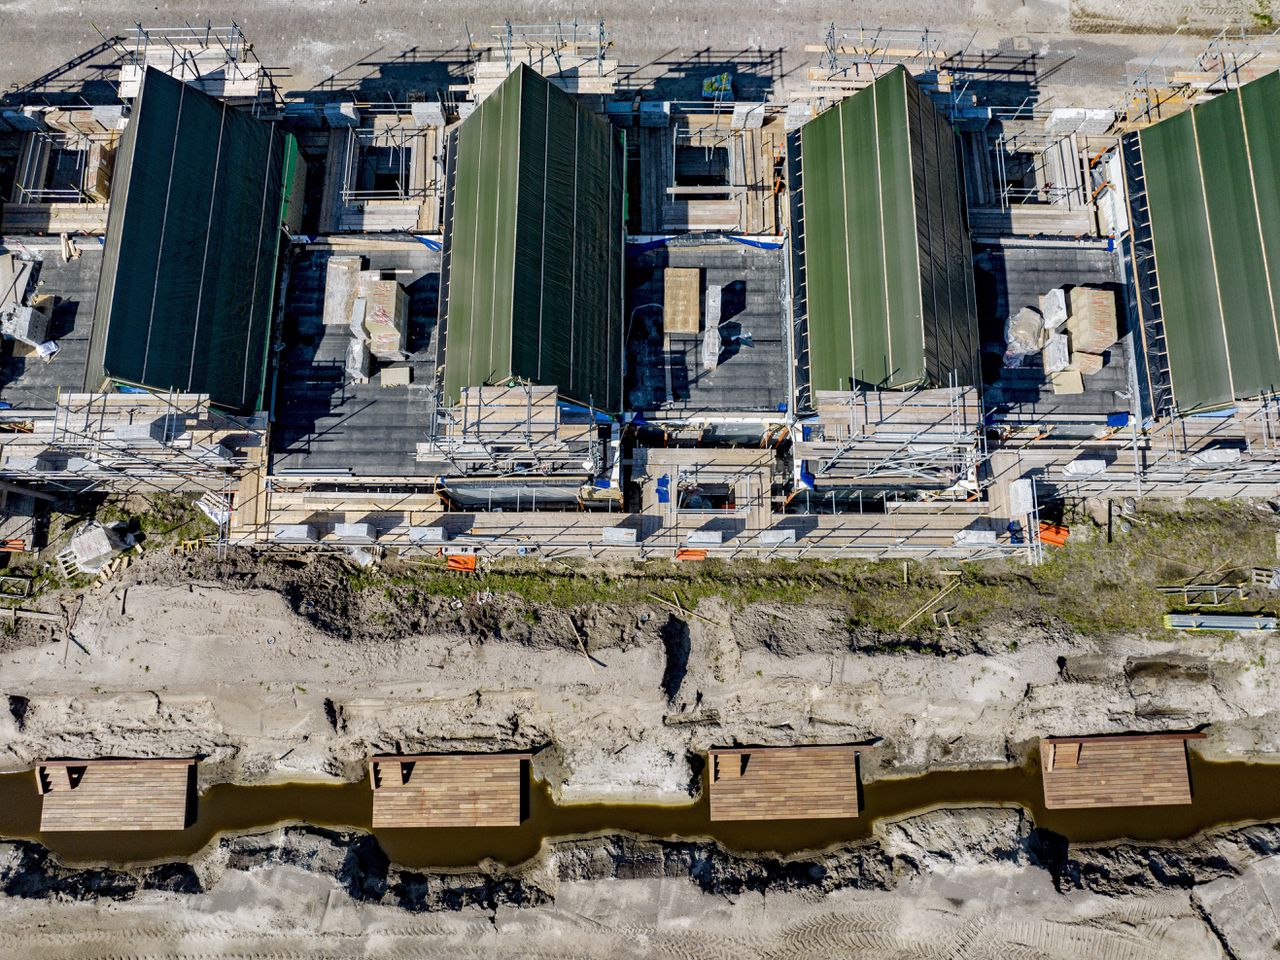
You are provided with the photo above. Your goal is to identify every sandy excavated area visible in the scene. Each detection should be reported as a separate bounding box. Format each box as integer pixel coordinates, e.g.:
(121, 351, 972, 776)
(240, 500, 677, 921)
(0, 844, 1259, 959)
(2, 580, 1279, 800)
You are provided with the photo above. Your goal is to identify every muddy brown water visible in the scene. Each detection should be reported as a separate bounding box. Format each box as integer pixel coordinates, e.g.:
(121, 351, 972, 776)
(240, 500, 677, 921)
(1, 753, 1278, 870)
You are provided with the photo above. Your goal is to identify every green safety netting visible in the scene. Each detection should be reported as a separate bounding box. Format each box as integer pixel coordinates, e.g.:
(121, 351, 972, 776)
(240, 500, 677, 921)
(88, 67, 296, 413)
(1139, 71, 1280, 412)
(441, 65, 625, 411)
(799, 66, 977, 393)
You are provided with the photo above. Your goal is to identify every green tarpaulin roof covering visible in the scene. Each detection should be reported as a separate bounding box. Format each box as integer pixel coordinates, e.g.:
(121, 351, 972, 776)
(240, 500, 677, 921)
(1137, 71, 1280, 413)
(440, 65, 624, 411)
(87, 67, 296, 413)
(798, 66, 977, 394)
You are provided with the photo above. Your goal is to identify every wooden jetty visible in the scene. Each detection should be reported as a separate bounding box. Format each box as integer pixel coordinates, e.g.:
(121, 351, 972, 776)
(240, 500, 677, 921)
(37, 758, 195, 832)
(369, 753, 530, 828)
(707, 745, 860, 821)
(1039, 733, 1204, 809)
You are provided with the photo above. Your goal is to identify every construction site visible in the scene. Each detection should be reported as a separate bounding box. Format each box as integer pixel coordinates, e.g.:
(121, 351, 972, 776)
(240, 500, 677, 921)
(0, 18, 1275, 568)
(4, 7, 1280, 959)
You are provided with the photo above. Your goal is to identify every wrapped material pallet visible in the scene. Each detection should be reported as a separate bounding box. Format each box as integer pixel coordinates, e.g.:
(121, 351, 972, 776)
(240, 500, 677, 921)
(1043, 333, 1069, 373)
(1039, 288, 1067, 331)
(1066, 286, 1117, 354)
(345, 336, 371, 383)
(323, 256, 363, 327)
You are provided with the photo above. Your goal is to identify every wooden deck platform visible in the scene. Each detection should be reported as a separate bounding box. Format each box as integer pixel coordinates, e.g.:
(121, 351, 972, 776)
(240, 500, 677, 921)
(708, 745, 860, 821)
(369, 753, 529, 828)
(37, 758, 195, 832)
(1040, 733, 1203, 810)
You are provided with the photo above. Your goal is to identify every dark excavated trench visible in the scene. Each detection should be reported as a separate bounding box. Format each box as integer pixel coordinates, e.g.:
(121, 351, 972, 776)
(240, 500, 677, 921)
(1, 752, 1279, 870)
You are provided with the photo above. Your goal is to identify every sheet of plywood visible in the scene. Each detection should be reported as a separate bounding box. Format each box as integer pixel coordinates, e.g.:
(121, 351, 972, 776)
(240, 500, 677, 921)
(664, 268, 701, 334)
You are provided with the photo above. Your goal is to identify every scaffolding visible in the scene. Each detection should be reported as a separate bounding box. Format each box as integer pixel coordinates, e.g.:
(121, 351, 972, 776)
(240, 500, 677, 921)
(117, 22, 279, 112)
(10, 129, 118, 204)
(0, 389, 263, 546)
(465, 19, 617, 101)
(791, 382, 983, 492)
(0, 391, 267, 552)
(418, 384, 608, 480)
(1188, 26, 1280, 93)
(338, 117, 438, 204)
(1111, 28, 1280, 130)
(801, 23, 951, 108)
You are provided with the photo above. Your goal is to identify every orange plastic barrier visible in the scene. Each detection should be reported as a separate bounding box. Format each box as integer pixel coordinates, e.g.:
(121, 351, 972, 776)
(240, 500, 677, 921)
(445, 555, 478, 572)
(1038, 522, 1069, 547)
(675, 548, 707, 562)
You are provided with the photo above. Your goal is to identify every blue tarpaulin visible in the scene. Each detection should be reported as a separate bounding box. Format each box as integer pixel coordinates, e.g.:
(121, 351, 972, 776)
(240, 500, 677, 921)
(728, 235, 784, 250)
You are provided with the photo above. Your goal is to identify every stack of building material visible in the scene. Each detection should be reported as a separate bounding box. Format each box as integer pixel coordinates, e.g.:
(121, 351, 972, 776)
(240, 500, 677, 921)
(1043, 334, 1070, 373)
(1003, 306, 1044, 366)
(358, 272, 409, 360)
(65, 523, 128, 574)
(84, 140, 117, 202)
(1066, 286, 1117, 354)
(0, 254, 57, 358)
(1039, 288, 1067, 331)
(1066, 286, 1117, 376)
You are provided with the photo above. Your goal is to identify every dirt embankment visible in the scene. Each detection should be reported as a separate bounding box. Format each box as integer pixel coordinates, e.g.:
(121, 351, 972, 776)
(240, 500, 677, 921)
(4, 531, 1280, 799)
(3, 808, 1278, 958)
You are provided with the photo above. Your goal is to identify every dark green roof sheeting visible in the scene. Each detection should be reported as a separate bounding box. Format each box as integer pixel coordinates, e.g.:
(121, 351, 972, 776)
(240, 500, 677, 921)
(799, 67, 977, 393)
(441, 66, 624, 410)
(87, 68, 293, 414)
(1139, 72, 1280, 412)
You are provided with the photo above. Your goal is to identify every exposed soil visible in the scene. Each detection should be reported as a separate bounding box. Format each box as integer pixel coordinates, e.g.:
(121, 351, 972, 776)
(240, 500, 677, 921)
(3, 809, 1279, 957)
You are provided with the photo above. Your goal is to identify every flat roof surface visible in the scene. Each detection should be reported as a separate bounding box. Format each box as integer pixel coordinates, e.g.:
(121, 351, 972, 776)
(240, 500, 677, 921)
(369, 753, 527, 828)
(708, 745, 859, 821)
(1040, 734, 1198, 810)
(626, 241, 788, 414)
(270, 245, 440, 477)
(1137, 71, 1280, 412)
(38, 758, 194, 832)
(977, 244, 1132, 421)
(0, 247, 99, 410)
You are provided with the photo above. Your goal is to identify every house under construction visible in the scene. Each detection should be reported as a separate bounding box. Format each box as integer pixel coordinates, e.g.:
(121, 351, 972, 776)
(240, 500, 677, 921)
(2, 21, 1280, 560)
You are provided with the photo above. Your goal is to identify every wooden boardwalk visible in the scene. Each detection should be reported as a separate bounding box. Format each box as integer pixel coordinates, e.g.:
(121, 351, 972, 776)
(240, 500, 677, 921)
(369, 753, 529, 828)
(1040, 733, 1203, 809)
(37, 759, 195, 832)
(708, 746, 860, 821)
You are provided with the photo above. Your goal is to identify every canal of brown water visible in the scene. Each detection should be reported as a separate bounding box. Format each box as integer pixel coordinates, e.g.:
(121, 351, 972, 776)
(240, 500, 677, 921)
(1, 753, 1278, 869)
